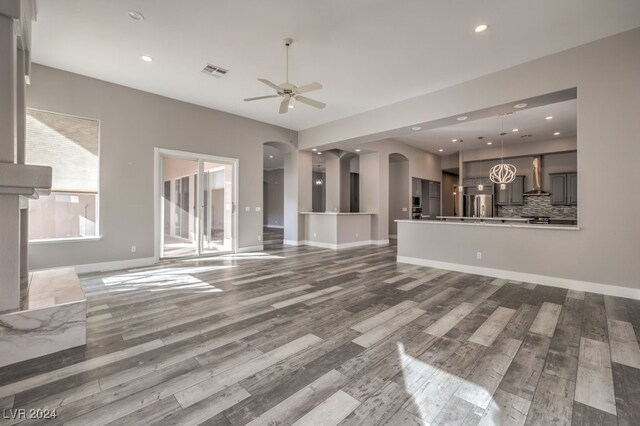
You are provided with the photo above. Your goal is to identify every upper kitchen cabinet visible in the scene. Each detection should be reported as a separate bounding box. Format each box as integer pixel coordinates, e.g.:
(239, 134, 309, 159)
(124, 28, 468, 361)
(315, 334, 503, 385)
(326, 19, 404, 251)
(412, 177, 422, 197)
(497, 176, 524, 206)
(550, 173, 577, 205)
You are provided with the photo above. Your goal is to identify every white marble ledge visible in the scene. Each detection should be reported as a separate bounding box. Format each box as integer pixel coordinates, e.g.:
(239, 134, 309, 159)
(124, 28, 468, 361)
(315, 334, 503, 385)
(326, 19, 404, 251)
(0, 162, 52, 197)
(0, 301, 87, 368)
(300, 212, 376, 215)
(396, 219, 580, 231)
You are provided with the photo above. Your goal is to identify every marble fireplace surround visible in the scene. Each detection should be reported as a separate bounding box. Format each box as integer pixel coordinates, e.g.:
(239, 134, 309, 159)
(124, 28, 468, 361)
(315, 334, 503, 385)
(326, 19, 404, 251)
(0, 267, 87, 368)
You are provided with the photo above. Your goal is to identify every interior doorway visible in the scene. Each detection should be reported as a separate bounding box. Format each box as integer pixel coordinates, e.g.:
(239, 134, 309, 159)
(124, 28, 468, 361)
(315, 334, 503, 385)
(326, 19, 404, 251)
(155, 148, 238, 259)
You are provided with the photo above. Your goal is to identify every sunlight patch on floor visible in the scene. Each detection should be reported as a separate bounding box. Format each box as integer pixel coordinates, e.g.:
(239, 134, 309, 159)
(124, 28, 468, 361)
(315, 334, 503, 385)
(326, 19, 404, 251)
(397, 342, 502, 425)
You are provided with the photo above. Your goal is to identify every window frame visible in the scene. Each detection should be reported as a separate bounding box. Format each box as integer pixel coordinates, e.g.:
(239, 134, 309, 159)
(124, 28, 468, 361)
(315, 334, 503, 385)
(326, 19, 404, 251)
(26, 108, 101, 243)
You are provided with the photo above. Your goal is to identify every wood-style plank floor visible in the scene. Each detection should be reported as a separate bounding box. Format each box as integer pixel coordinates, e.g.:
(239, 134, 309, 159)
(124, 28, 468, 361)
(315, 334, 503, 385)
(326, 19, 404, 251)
(2, 242, 640, 425)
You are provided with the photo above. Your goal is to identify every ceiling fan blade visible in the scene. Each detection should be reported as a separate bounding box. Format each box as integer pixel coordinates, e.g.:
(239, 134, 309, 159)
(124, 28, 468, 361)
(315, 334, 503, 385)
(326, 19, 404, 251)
(295, 82, 322, 94)
(279, 95, 291, 114)
(258, 78, 282, 91)
(296, 95, 326, 109)
(244, 95, 280, 102)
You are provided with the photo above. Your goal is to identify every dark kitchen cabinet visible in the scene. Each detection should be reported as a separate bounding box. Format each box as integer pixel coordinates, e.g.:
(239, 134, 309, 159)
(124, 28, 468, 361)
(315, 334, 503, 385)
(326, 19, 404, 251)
(550, 173, 577, 205)
(412, 178, 422, 197)
(497, 176, 524, 206)
(567, 173, 577, 205)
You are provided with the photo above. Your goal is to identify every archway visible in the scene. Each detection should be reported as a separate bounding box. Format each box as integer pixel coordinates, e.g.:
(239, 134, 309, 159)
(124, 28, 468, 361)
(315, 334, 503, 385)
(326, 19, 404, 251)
(388, 153, 410, 238)
(263, 141, 295, 246)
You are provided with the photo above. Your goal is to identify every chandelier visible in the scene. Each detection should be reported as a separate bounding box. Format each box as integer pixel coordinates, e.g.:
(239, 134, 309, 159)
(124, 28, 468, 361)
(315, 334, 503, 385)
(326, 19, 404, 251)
(489, 114, 516, 189)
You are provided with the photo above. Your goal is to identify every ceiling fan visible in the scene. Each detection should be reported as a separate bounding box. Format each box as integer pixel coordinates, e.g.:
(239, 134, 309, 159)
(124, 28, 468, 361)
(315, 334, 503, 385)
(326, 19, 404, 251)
(244, 38, 326, 114)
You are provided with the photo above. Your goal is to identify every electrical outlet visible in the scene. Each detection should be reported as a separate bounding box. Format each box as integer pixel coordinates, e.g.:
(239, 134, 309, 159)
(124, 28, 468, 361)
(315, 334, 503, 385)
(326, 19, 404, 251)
(476, 252, 482, 260)
(313, 232, 317, 238)
(245, 206, 250, 212)
(402, 207, 408, 212)
(258, 235, 262, 241)
(355, 233, 359, 238)
(131, 245, 136, 253)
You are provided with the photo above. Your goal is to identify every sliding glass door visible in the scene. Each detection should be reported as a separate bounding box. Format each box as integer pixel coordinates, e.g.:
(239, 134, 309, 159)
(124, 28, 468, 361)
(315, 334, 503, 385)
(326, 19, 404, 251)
(159, 150, 237, 259)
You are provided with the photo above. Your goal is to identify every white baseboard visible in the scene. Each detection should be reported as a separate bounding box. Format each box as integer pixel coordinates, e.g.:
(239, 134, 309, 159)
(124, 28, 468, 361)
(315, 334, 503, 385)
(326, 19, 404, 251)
(237, 245, 264, 253)
(374, 239, 390, 245)
(303, 240, 376, 250)
(73, 257, 156, 274)
(388, 235, 397, 240)
(397, 255, 640, 300)
(283, 239, 303, 246)
(264, 225, 284, 229)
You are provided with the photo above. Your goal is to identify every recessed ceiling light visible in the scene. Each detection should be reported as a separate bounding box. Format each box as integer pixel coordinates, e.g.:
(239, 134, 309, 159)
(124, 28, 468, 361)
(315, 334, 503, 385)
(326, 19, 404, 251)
(317, 152, 322, 155)
(269, 155, 274, 158)
(512, 128, 519, 132)
(513, 103, 527, 109)
(311, 148, 317, 151)
(411, 126, 421, 131)
(288, 105, 294, 109)
(140, 55, 153, 62)
(487, 142, 493, 145)
(128, 10, 145, 20)
(355, 149, 361, 152)
(438, 149, 444, 152)
(452, 139, 458, 142)
(475, 24, 489, 33)
(546, 116, 553, 120)
(457, 116, 468, 121)
(554, 132, 560, 136)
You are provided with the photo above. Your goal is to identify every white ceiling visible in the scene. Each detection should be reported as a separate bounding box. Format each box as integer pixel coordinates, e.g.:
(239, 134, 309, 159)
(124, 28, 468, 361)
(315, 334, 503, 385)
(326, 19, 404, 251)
(31, 1, 640, 131)
(396, 99, 577, 155)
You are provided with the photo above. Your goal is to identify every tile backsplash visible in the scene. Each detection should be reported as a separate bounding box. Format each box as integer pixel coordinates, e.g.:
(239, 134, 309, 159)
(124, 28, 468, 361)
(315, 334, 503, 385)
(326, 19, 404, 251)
(498, 195, 577, 219)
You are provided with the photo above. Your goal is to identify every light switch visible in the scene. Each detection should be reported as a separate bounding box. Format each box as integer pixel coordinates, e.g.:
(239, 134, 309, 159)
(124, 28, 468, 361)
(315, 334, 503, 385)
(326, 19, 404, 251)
(255, 207, 261, 212)
(402, 207, 408, 212)
(245, 206, 250, 212)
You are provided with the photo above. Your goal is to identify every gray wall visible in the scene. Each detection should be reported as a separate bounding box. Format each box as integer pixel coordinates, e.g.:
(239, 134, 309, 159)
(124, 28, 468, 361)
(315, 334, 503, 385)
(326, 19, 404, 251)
(263, 168, 284, 228)
(330, 28, 640, 291)
(27, 64, 295, 269)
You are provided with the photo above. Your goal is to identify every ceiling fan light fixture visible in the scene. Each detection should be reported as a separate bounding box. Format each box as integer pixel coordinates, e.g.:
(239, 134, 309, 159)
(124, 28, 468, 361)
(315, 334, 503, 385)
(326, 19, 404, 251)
(244, 38, 325, 114)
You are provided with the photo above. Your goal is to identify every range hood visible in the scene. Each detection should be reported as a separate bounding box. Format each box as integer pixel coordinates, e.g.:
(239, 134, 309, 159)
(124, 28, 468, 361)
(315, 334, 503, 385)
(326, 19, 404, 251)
(523, 156, 550, 196)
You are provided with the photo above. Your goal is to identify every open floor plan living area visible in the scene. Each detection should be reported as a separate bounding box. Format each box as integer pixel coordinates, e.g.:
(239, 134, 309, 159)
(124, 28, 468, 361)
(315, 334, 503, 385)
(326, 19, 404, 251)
(1, 1, 639, 425)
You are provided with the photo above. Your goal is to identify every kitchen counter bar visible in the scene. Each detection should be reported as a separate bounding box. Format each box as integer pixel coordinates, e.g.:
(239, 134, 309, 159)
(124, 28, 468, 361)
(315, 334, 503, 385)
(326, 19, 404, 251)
(436, 216, 531, 223)
(396, 219, 579, 231)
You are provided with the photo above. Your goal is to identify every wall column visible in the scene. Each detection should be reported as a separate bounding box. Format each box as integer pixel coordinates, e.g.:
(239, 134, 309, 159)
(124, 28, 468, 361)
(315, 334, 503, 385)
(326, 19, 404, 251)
(0, 13, 20, 312)
(458, 151, 464, 217)
(17, 48, 29, 298)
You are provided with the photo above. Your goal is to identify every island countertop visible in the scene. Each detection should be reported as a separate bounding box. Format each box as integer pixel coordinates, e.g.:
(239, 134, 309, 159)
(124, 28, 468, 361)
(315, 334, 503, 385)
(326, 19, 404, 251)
(300, 212, 376, 215)
(395, 218, 579, 231)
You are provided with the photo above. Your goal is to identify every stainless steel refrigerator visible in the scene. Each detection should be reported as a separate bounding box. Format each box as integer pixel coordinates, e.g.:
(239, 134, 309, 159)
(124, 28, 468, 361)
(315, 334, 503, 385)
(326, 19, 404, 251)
(465, 194, 493, 217)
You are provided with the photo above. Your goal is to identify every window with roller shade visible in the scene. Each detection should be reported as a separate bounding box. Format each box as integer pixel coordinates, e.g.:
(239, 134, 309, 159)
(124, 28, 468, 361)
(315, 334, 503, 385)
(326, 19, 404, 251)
(26, 109, 100, 241)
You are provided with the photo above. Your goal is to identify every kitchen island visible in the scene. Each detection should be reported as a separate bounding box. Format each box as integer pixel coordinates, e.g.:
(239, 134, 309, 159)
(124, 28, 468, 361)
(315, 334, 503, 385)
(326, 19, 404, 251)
(300, 212, 378, 249)
(393, 218, 597, 296)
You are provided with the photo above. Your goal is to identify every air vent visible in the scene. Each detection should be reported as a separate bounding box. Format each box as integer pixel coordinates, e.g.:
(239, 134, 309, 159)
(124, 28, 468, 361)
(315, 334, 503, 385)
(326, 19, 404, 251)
(201, 64, 229, 78)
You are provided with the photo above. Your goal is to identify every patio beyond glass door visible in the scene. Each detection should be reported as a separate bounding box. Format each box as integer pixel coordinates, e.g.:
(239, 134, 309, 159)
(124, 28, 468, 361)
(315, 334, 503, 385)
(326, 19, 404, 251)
(160, 151, 236, 259)
(201, 161, 233, 254)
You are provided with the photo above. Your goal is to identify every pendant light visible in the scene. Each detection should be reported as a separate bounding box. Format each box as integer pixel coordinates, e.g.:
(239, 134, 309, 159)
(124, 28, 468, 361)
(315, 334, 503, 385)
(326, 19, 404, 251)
(490, 114, 516, 187)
